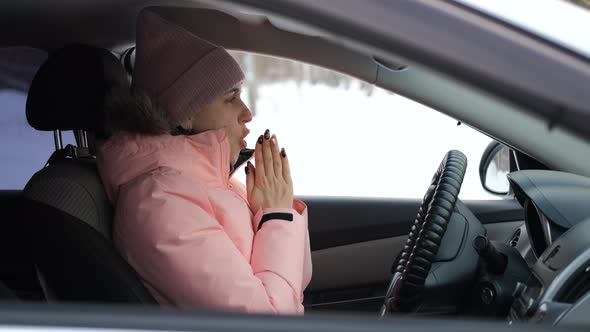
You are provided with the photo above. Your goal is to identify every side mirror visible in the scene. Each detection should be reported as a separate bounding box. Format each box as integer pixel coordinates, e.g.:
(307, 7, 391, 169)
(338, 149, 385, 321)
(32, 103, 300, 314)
(479, 141, 511, 196)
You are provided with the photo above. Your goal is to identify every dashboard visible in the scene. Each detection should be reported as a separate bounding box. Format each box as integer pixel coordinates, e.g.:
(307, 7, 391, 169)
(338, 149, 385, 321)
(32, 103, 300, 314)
(523, 199, 564, 259)
(506, 170, 590, 325)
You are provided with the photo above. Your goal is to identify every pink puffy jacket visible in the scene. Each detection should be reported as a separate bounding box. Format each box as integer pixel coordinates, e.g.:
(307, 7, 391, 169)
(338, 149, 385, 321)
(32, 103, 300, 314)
(96, 128, 312, 314)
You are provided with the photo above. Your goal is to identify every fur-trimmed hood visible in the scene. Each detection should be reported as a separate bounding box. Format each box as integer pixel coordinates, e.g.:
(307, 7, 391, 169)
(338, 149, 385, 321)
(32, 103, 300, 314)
(99, 87, 172, 139)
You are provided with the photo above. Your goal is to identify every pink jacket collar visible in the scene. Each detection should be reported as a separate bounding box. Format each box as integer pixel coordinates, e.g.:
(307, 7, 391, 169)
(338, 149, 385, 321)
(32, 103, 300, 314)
(96, 129, 231, 203)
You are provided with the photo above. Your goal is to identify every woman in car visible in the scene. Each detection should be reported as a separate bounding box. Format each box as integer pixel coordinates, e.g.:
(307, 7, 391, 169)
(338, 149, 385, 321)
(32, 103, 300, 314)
(96, 10, 312, 315)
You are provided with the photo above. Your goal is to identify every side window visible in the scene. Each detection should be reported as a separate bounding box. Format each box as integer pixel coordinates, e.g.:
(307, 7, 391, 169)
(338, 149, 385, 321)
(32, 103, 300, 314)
(0, 90, 52, 189)
(231, 52, 500, 200)
(0, 48, 76, 190)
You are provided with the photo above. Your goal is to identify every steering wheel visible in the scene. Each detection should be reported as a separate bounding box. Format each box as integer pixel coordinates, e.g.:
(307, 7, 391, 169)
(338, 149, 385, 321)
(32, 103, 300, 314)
(381, 150, 468, 316)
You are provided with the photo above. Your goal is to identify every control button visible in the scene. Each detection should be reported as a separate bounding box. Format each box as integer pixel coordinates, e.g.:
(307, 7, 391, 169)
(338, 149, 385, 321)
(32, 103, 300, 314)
(481, 287, 495, 305)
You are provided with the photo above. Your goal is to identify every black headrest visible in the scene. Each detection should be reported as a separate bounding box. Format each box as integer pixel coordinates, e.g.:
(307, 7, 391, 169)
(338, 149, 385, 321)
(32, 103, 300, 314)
(26, 44, 129, 131)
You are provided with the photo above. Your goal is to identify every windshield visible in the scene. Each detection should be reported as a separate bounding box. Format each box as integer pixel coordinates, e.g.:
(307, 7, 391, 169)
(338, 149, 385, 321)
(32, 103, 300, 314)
(456, 0, 590, 58)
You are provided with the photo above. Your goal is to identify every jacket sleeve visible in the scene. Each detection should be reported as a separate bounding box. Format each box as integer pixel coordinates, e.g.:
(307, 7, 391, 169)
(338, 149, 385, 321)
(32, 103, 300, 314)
(115, 174, 309, 315)
(230, 179, 313, 310)
(250, 199, 311, 314)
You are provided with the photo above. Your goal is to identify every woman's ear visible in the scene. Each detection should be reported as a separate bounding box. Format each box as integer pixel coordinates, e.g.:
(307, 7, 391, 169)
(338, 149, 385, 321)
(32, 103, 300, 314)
(170, 117, 195, 136)
(179, 117, 193, 131)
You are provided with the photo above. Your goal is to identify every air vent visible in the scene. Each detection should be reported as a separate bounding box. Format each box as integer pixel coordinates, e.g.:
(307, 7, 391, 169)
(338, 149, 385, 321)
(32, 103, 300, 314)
(558, 266, 590, 304)
(509, 228, 521, 247)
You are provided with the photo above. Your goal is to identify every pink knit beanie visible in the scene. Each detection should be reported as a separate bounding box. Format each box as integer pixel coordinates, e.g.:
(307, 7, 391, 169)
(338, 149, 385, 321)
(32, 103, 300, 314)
(132, 10, 245, 125)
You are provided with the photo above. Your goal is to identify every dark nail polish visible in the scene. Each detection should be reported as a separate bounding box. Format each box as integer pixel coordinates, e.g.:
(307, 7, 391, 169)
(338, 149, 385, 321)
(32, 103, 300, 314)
(281, 148, 286, 158)
(245, 165, 249, 174)
(257, 135, 263, 144)
(264, 129, 270, 140)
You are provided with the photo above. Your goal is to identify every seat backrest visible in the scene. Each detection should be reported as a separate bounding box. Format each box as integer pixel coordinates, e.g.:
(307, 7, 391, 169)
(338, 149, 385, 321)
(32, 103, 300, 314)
(22, 44, 156, 304)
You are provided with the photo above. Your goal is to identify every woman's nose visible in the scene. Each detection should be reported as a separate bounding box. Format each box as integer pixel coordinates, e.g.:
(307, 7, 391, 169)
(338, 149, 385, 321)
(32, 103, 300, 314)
(241, 103, 253, 123)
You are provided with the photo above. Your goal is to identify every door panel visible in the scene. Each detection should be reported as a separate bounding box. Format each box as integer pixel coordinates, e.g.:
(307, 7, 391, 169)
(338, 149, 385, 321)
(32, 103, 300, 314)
(302, 196, 525, 312)
(464, 199, 524, 224)
(308, 236, 406, 292)
(301, 196, 420, 251)
(304, 237, 405, 313)
(302, 196, 524, 251)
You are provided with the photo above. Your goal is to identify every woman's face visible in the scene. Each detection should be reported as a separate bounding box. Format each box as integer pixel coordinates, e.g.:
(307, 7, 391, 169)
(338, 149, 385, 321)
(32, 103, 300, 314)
(190, 89, 253, 166)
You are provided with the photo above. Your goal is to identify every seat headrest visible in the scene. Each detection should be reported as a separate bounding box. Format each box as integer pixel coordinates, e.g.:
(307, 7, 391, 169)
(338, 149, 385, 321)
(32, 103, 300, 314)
(26, 44, 129, 131)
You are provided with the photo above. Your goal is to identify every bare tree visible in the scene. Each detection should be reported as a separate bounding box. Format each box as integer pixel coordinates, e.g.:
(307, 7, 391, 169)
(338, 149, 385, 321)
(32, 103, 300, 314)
(566, 0, 590, 9)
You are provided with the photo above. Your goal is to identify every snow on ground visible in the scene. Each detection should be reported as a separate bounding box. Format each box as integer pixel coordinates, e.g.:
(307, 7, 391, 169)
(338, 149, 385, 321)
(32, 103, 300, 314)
(234, 81, 498, 200)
